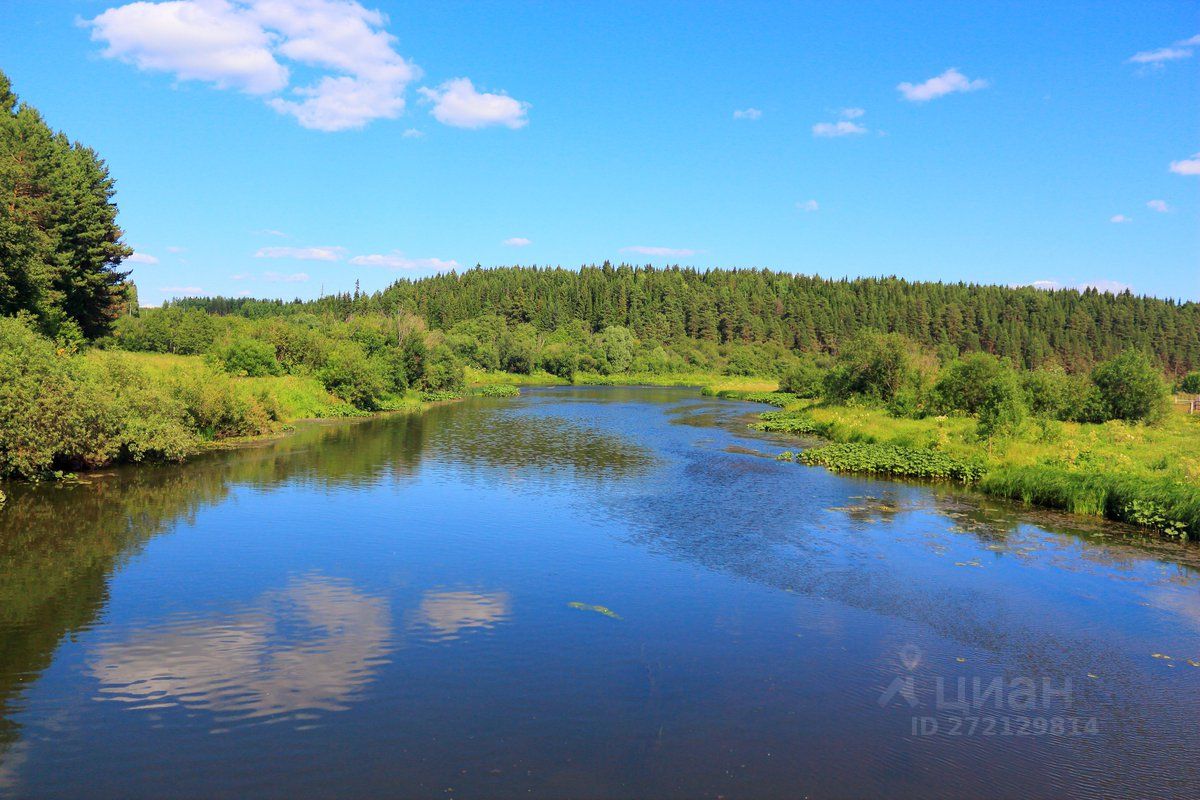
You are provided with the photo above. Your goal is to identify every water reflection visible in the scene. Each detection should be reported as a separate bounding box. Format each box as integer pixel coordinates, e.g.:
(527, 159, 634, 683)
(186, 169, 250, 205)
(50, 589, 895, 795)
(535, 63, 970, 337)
(409, 590, 512, 642)
(91, 575, 392, 723)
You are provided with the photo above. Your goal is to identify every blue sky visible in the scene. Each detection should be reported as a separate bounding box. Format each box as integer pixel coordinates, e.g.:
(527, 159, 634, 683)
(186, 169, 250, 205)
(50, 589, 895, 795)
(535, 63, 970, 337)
(2, 1, 1198, 305)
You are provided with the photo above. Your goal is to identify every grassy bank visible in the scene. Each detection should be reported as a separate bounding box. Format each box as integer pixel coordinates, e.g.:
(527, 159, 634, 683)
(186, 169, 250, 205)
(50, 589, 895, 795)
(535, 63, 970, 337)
(736, 393, 1200, 540)
(466, 368, 777, 394)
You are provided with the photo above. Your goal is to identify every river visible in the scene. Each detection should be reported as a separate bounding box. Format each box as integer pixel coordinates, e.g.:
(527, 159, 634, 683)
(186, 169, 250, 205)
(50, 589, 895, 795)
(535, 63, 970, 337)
(1, 386, 1197, 798)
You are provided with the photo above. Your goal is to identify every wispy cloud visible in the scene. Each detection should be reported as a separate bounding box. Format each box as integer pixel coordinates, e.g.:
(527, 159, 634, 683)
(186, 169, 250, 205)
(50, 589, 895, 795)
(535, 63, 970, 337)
(402, 128, 424, 138)
(159, 285, 207, 296)
(231, 273, 252, 281)
(813, 107, 868, 137)
(502, 237, 532, 247)
(262, 271, 310, 282)
(255, 228, 288, 237)
(418, 77, 529, 129)
(127, 251, 159, 265)
(797, 200, 819, 212)
(621, 245, 699, 257)
(165, 245, 186, 254)
(1128, 47, 1192, 64)
(1147, 199, 1171, 213)
(255, 246, 344, 261)
(1110, 214, 1132, 223)
(1126, 34, 1199, 71)
(348, 252, 458, 270)
(897, 68, 988, 102)
(732, 107, 762, 120)
(812, 120, 866, 137)
(1170, 153, 1200, 176)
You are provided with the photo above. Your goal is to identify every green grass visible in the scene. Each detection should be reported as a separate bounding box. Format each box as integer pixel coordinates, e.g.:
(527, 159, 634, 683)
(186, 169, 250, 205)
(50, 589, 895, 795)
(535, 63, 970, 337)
(737, 391, 1200, 539)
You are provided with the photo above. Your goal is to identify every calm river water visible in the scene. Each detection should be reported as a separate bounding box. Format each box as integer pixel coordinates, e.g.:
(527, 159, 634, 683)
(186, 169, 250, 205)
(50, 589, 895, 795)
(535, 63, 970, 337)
(0, 387, 1197, 799)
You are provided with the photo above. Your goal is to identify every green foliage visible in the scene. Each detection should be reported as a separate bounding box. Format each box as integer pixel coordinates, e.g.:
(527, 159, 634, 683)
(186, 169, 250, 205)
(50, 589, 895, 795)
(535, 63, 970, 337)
(0, 71, 132, 337)
(471, 384, 520, 398)
(422, 344, 465, 392)
(1091, 350, 1168, 422)
(975, 369, 1028, 439)
(797, 443, 985, 483)
(753, 410, 822, 436)
(500, 324, 538, 374)
(599, 325, 634, 374)
(1179, 372, 1200, 394)
(0, 317, 198, 478)
(318, 342, 388, 411)
(539, 342, 578, 380)
(933, 353, 1007, 414)
(779, 360, 825, 398)
(824, 331, 931, 403)
(211, 337, 281, 377)
(981, 466, 1198, 540)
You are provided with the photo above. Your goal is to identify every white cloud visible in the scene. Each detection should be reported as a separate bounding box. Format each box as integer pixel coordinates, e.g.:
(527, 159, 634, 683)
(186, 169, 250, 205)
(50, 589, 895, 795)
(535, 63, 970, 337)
(1170, 153, 1200, 175)
(418, 78, 529, 129)
(90, 0, 423, 131)
(127, 251, 159, 264)
(262, 271, 310, 282)
(797, 200, 819, 212)
(165, 245, 186, 253)
(402, 128, 424, 138)
(89, 0, 288, 95)
(231, 273, 252, 280)
(732, 108, 762, 120)
(1110, 214, 1132, 223)
(255, 245, 344, 261)
(1147, 199, 1171, 213)
(620, 246, 698, 257)
(812, 120, 866, 137)
(502, 237, 532, 247)
(159, 285, 206, 296)
(1179, 34, 1200, 47)
(839, 107, 865, 119)
(1127, 47, 1192, 64)
(897, 68, 988, 102)
(255, 228, 288, 237)
(348, 252, 458, 270)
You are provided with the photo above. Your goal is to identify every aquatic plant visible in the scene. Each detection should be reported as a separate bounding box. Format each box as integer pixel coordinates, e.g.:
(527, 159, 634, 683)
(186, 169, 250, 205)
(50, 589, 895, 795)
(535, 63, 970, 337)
(796, 443, 986, 483)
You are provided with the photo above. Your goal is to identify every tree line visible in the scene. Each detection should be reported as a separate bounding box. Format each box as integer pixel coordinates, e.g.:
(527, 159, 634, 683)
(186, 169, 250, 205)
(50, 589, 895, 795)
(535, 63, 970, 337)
(181, 265, 1200, 376)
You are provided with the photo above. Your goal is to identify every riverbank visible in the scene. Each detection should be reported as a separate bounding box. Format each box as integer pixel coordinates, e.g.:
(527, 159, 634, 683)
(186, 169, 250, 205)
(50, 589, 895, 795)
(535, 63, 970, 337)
(729, 391, 1200, 540)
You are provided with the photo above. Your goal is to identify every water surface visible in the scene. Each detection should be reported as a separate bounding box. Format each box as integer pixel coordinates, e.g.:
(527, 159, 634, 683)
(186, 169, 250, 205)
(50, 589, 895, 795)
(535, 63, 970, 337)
(1, 387, 1197, 799)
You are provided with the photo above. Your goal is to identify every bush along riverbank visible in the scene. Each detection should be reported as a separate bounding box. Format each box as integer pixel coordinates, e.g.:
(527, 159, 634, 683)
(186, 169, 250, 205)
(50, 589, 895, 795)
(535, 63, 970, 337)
(741, 396, 1199, 541)
(0, 316, 525, 483)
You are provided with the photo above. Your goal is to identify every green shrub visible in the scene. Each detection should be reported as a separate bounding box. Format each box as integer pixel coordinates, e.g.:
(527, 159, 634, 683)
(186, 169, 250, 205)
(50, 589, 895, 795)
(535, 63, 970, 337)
(211, 338, 281, 377)
(779, 361, 825, 398)
(933, 353, 1007, 415)
(317, 342, 388, 410)
(824, 331, 933, 403)
(422, 344, 465, 392)
(976, 369, 1028, 439)
(1179, 372, 1200, 394)
(1091, 350, 1168, 422)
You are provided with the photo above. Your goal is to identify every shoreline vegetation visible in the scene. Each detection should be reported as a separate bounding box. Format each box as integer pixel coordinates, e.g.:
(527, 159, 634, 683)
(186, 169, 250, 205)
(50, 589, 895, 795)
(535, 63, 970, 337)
(1, 67, 1198, 541)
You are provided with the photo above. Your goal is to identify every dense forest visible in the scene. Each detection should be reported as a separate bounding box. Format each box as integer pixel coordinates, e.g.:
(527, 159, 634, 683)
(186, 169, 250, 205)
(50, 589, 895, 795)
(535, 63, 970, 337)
(179, 265, 1200, 375)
